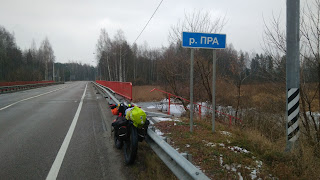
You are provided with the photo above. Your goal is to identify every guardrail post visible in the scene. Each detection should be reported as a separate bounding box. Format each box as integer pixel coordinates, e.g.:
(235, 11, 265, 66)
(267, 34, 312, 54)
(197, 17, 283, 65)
(166, 137, 171, 144)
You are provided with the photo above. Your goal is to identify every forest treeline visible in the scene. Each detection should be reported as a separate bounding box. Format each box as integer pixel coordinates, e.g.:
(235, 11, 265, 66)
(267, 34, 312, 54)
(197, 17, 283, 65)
(0, 25, 95, 82)
(95, 29, 316, 99)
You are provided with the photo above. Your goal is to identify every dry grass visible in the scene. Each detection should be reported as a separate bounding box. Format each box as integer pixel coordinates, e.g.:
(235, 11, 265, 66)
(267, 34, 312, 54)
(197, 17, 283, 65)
(212, 81, 287, 114)
(133, 82, 287, 113)
(133, 82, 319, 113)
(301, 83, 320, 112)
(154, 117, 320, 179)
(132, 85, 165, 102)
(133, 83, 320, 179)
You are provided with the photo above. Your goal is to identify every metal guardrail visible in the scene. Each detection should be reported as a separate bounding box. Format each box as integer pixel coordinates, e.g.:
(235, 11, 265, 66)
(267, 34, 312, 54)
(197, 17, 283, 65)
(93, 82, 120, 104)
(146, 129, 209, 180)
(0, 82, 63, 94)
(92, 81, 210, 180)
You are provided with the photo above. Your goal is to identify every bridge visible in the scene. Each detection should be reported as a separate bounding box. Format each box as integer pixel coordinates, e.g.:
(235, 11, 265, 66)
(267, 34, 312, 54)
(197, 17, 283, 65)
(0, 81, 209, 180)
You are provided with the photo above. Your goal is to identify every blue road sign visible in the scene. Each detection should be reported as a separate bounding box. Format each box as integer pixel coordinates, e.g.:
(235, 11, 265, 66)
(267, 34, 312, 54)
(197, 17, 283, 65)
(182, 32, 226, 49)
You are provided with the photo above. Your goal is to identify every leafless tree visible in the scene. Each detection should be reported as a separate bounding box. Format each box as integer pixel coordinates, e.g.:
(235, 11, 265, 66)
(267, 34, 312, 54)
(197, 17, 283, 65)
(230, 51, 251, 119)
(39, 37, 55, 81)
(164, 10, 227, 103)
(96, 28, 112, 80)
(263, 0, 320, 144)
(169, 10, 227, 44)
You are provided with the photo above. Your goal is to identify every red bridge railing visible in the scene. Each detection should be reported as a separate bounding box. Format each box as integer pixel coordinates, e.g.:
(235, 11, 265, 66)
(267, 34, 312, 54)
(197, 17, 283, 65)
(150, 88, 242, 126)
(96, 80, 132, 101)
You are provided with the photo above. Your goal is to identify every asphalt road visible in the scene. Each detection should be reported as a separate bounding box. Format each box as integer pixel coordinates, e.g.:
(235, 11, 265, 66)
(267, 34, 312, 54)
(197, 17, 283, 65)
(0, 81, 128, 180)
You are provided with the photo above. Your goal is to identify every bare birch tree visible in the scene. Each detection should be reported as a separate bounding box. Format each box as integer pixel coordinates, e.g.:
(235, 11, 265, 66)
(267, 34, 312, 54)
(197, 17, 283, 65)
(96, 28, 112, 80)
(39, 37, 55, 81)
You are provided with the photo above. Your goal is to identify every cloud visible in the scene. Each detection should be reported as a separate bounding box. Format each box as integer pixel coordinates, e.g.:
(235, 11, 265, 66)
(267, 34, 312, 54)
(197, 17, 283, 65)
(0, 0, 287, 66)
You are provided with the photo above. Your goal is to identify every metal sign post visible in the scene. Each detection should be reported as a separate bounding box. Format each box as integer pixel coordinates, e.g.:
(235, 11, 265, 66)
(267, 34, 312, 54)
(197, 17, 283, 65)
(286, 0, 300, 151)
(190, 49, 194, 132)
(212, 50, 217, 133)
(182, 32, 226, 133)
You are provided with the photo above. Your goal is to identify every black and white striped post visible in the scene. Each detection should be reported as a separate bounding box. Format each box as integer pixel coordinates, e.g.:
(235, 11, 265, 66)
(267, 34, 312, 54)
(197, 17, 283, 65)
(286, 0, 300, 151)
(287, 88, 300, 143)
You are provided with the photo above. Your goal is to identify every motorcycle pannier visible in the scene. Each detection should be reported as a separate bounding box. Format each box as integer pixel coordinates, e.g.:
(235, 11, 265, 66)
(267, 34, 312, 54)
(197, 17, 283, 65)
(112, 116, 128, 140)
(125, 106, 146, 128)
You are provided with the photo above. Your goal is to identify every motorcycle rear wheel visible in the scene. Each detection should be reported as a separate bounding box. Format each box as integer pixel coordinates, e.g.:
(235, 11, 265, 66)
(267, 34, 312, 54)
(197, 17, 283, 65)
(124, 125, 138, 165)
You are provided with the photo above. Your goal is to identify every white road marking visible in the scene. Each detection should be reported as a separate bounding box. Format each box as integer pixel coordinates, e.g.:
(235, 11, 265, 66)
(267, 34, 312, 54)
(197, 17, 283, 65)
(46, 83, 87, 180)
(0, 85, 68, 111)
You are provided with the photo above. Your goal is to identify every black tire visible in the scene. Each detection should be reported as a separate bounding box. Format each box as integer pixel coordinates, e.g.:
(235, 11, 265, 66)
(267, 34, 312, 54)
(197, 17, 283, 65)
(114, 129, 123, 149)
(124, 125, 138, 165)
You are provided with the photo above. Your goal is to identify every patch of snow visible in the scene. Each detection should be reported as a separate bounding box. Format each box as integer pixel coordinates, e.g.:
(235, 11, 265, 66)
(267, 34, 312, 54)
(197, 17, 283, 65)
(155, 129, 164, 136)
(245, 160, 264, 180)
(231, 166, 237, 172)
(147, 105, 156, 109)
(219, 155, 223, 166)
(175, 148, 180, 151)
(186, 144, 190, 148)
(205, 142, 216, 147)
(238, 172, 243, 180)
(224, 164, 231, 170)
(227, 140, 231, 144)
(256, 160, 263, 168)
(153, 117, 172, 122)
(220, 131, 232, 136)
(219, 156, 246, 180)
(173, 118, 181, 122)
(156, 100, 187, 117)
(223, 163, 242, 179)
(203, 140, 225, 148)
(170, 105, 186, 116)
(228, 146, 250, 154)
(218, 150, 264, 180)
(160, 98, 169, 103)
(250, 169, 257, 179)
(224, 163, 238, 172)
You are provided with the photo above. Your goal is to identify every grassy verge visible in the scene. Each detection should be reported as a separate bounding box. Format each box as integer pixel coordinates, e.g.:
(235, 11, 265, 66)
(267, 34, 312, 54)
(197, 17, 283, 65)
(154, 117, 320, 179)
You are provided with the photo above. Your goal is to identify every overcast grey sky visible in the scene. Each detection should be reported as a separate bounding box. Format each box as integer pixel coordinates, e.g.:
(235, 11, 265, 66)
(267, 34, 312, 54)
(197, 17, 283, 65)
(0, 0, 292, 66)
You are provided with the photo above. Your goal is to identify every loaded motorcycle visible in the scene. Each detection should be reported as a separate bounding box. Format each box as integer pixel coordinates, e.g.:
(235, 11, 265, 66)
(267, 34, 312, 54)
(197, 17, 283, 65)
(111, 103, 149, 165)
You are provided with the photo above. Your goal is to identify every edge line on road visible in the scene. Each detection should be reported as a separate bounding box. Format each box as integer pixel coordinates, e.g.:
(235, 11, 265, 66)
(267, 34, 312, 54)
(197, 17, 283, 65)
(46, 83, 88, 180)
